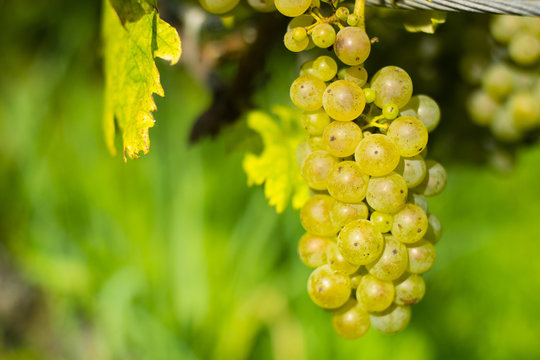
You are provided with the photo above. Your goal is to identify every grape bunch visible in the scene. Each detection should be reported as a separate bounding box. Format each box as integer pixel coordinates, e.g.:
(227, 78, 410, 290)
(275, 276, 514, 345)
(466, 15, 540, 142)
(288, 17, 446, 336)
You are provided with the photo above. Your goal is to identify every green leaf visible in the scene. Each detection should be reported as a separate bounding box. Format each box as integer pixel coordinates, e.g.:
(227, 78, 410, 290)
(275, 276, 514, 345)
(243, 106, 310, 214)
(102, 0, 181, 161)
(403, 10, 446, 34)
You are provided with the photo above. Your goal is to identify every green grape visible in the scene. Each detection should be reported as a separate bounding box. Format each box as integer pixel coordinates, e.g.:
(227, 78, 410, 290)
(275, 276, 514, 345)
(394, 274, 425, 306)
(523, 17, 540, 38)
(356, 274, 395, 312)
(300, 59, 317, 77)
(311, 23, 336, 48)
(370, 66, 413, 109)
(335, 7, 349, 22)
(199, 0, 239, 14)
(366, 172, 408, 214)
(366, 235, 408, 281)
(322, 121, 363, 157)
(391, 204, 428, 244)
(338, 219, 384, 266)
(490, 107, 522, 142)
(296, 140, 311, 167)
(301, 195, 340, 236)
(327, 161, 370, 203)
(349, 269, 364, 289)
(301, 150, 338, 190)
(355, 134, 400, 177)
(327, 241, 360, 275)
(340, 66, 368, 87)
(308, 135, 325, 151)
(383, 103, 399, 120)
(509, 31, 540, 66)
(414, 160, 447, 197)
(301, 110, 331, 135)
(284, 29, 309, 52)
(312, 56, 338, 82)
(424, 213, 442, 244)
(298, 233, 331, 268)
(307, 264, 351, 309)
(400, 95, 441, 132)
(247, 0, 276, 12)
(508, 92, 540, 130)
(466, 90, 499, 126)
(490, 15, 522, 44)
(330, 201, 369, 228)
(407, 239, 436, 274)
(322, 80, 366, 121)
(482, 64, 514, 101)
(292, 27, 307, 41)
(364, 88, 376, 103)
(370, 304, 411, 334)
(290, 74, 326, 111)
(395, 155, 427, 188)
(347, 14, 360, 27)
(332, 299, 370, 339)
(275, 0, 311, 17)
(334, 27, 371, 66)
(387, 116, 428, 157)
(370, 211, 393, 234)
(407, 193, 428, 214)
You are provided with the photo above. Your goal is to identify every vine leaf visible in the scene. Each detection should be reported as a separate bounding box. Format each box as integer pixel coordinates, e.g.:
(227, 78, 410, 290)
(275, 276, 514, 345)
(403, 11, 446, 34)
(103, 0, 181, 161)
(243, 106, 310, 214)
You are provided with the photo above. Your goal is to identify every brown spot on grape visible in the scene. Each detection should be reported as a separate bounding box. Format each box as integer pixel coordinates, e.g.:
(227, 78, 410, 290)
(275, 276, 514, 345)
(338, 166, 343, 172)
(404, 298, 419, 305)
(400, 190, 404, 194)
(301, 85, 304, 89)
(353, 242, 358, 247)
(330, 136, 336, 141)
(374, 150, 379, 154)
(318, 286, 323, 292)
(327, 89, 332, 93)
(398, 224, 402, 228)
(417, 228, 422, 232)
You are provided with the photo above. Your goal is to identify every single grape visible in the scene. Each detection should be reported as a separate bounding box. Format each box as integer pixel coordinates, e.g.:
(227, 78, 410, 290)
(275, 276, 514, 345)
(327, 161, 370, 203)
(366, 172, 408, 214)
(366, 235, 408, 281)
(247, 0, 276, 11)
(370, 211, 394, 234)
(199, 0, 239, 14)
(355, 134, 400, 177)
(311, 23, 336, 48)
(290, 74, 326, 111)
(490, 107, 522, 142)
(301, 110, 331, 135)
(394, 274, 425, 306)
(407, 193, 429, 214)
(395, 155, 427, 188)
(370, 304, 411, 334)
(322, 80, 366, 121)
(308, 135, 325, 151)
(300, 195, 340, 236)
(335, 7, 349, 21)
(332, 299, 370, 339)
(330, 201, 369, 228)
(391, 204, 428, 244)
(424, 213, 442, 244)
(322, 121, 363, 157)
(407, 239, 436, 274)
(387, 116, 429, 157)
(275, 0, 311, 17)
(312, 56, 338, 82)
(284, 29, 309, 52)
(347, 14, 360, 27)
(383, 103, 399, 120)
(338, 219, 384, 266)
(490, 15, 523, 44)
(414, 160, 447, 197)
(370, 66, 413, 109)
(400, 95, 441, 132)
(508, 92, 540, 130)
(509, 31, 540, 66)
(292, 27, 307, 41)
(364, 88, 376, 103)
(334, 27, 371, 66)
(301, 150, 338, 190)
(298, 233, 331, 268)
(339, 66, 368, 87)
(327, 241, 360, 275)
(307, 264, 351, 309)
(466, 90, 499, 126)
(300, 59, 317, 77)
(356, 274, 395, 312)
(482, 64, 514, 101)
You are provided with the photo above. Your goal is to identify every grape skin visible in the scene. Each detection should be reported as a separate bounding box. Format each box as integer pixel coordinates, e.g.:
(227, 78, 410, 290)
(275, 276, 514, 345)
(356, 274, 395, 312)
(275, 0, 311, 17)
(467, 90, 499, 126)
(355, 134, 400, 177)
(366, 172, 408, 214)
(290, 74, 327, 111)
(332, 299, 370, 339)
(394, 274, 425, 306)
(322, 121, 363, 157)
(311, 23, 336, 49)
(284, 30, 309, 52)
(366, 235, 408, 281)
(400, 95, 441, 132)
(340, 66, 368, 87)
(322, 80, 366, 122)
(330, 201, 369, 228)
(300, 195, 340, 236)
(391, 204, 428, 244)
(395, 155, 427, 189)
(338, 219, 384, 266)
(407, 193, 429, 214)
(312, 56, 338, 82)
(370, 304, 411, 334)
(407, 239, 436, 274)
(199, 0, 239, 14)
(334, 27, 371, 66)
(370, 211, 393, 234)
(327, 241, 361, 275)
(387, 116, 429, 157)
(370, 66, 413, 109)
(301, 110, 331, 136)
(308, 264, 351, 309)
(424, 213, 442, 244)
(301, 150, 338, 190)
(298, 233, 331, 268)
(327, 161, 370, 203)
(247, 0, 275, 12)
(414, 160, 447, 197)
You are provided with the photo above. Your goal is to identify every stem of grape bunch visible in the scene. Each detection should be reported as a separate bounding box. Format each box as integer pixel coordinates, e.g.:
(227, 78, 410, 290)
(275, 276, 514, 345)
(353, 0, 366, 31)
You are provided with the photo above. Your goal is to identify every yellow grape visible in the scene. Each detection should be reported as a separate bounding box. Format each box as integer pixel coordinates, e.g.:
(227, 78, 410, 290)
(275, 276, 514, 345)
(386, 116, 428, 157)
(307, 264, 351, 309)
(370, 211, 393, 234)
(300, 195, 340, 236)
(290, 74, 326, 111)
(330, 201, 369, 228)
(370, 305, 411, 334)
(366, 172, 408, 214)
(366, 235, 408, 281)
(337, 219, 384, 266)
(327, 161, 370, 203)
(332, 298, 370, 339)
(327, 241, 360, 275)
(391, 204, 428, 244)
(354, 134, 400, 177)
(322, 121, 363, 157)
(407, 239, 436, 274)
(322, 80, 366, 121)
(394, 273, 425, 306)
(301, 109, 331, 135)
(301, 150, 338, 190)
(334, 27, 371, 66)
(275, 0, 311, 17)
(356, 274, 395, 312)
(395, 155, 427, 188)
(297, 233, 331, 268)
(370, 66, 413, 109)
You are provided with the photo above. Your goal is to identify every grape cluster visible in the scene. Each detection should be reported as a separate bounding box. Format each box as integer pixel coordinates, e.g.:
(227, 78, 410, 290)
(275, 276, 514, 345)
(290, 18, 446, 337)
(466, 15, 540, 142)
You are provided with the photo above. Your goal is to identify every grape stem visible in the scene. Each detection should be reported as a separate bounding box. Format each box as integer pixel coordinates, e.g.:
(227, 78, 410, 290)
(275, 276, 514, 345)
(362, 115, 389, 130)
(353, 0, 366, 31)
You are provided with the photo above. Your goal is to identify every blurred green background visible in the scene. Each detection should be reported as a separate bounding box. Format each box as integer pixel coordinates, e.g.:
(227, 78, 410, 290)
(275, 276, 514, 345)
(1, 1, 540, 359)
